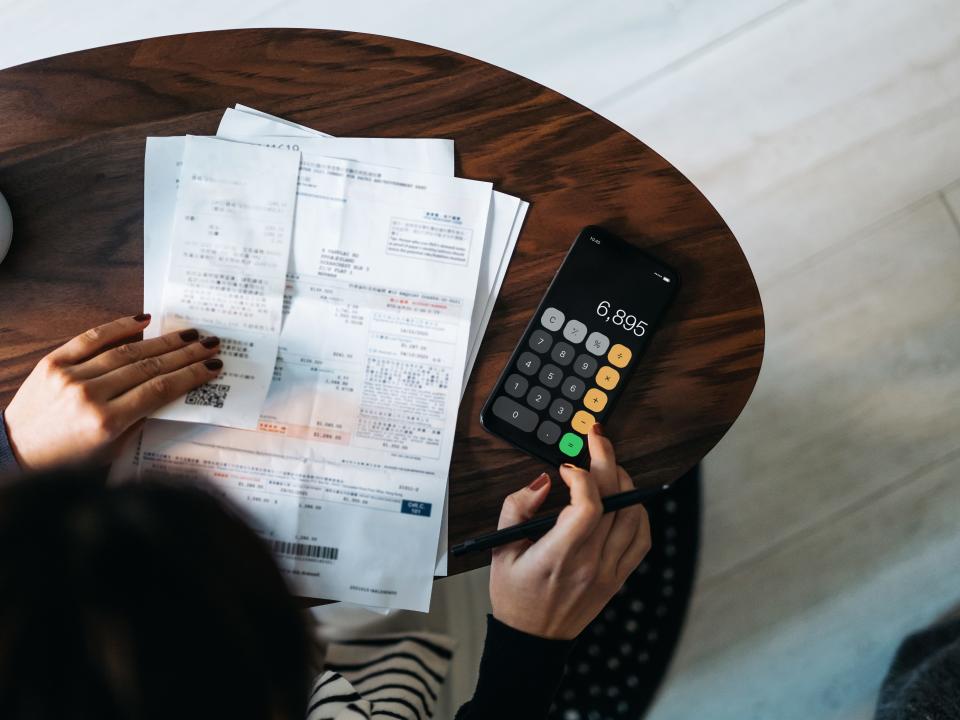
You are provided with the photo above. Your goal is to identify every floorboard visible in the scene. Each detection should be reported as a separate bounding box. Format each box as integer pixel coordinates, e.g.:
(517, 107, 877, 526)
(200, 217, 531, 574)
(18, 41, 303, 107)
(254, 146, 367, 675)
(597, 0, 960, 280)
(942, 179, 960, 227)
(695, 194, 960, 579)
(651, 447, 960, 720)
(648, 194, 960, 718)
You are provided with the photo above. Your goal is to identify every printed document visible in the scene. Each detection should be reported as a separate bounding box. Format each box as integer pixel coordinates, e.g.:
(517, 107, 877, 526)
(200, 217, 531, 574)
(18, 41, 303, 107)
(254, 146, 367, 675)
(123, 107, 527, 606)
(152, 137, 300, 428)
(138, 146, 493, 610)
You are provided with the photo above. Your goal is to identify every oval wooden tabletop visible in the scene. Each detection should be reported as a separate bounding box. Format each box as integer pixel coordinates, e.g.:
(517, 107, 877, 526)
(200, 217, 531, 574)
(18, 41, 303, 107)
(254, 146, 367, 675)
(0, 29, 763, 575)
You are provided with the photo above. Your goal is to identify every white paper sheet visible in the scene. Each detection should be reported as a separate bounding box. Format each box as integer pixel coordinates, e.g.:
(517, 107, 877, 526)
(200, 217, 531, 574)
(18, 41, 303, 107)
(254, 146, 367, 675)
(139, 150, 493, 611)
(142, 137, 183, 342)
(464, 193, 527, 391)
(229, 105, 330, 137)
(152, 136, 300, 428)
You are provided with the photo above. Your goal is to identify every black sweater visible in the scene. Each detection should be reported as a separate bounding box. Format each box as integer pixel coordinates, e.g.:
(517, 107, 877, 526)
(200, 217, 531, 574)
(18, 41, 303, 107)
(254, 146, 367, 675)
(455, 615, 574, 718)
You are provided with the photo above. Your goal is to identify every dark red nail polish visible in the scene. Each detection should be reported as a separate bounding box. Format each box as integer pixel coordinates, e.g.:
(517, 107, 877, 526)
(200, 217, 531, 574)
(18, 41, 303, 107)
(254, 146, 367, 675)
(593, 422, 605, 437)
(527, 473, 549, 491)
(204, 359, 223, 371)
(201, 336, 220, 348)
(133, 313, 151, 322)
(179, 328, 200, 342)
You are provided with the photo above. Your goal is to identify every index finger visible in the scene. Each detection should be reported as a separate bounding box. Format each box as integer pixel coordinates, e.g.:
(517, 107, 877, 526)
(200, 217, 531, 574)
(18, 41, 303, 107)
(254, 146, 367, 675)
(51, 314, 152, 365)
(531, 463, 603, 558)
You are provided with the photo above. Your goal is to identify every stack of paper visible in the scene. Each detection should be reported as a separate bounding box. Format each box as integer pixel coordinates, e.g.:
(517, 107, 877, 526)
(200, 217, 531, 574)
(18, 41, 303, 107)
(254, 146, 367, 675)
(113, 105, 527, 612)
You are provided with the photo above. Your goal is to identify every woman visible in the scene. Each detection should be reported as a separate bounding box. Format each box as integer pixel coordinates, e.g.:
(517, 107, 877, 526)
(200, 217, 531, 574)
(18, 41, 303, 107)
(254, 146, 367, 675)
(0, 314, 652, 719)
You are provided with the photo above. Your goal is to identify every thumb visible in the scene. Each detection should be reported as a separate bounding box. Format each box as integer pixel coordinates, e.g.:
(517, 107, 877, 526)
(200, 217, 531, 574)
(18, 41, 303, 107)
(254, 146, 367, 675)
(497, 472, 551, 530)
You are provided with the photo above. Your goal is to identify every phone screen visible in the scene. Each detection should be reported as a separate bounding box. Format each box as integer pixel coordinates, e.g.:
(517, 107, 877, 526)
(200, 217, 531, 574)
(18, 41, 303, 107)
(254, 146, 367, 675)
(552, 229, 677, 359)
(481, 226, 679, 467)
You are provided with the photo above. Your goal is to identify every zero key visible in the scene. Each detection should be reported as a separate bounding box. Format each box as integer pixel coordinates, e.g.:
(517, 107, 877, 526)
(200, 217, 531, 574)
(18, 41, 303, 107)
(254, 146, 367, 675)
(491, 396, 539, 432)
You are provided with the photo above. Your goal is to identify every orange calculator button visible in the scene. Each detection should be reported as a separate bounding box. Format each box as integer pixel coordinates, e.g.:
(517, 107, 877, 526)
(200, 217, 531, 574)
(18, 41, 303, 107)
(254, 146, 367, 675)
(571, 409, 595, 434)
(595, 366, 620, 390)
(607, 344, 632, 368)
(583, 388, 608, 412)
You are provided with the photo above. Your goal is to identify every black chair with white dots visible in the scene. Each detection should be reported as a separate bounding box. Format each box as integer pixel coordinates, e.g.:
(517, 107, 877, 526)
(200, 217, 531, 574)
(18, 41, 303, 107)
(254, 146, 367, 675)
(550, 465, 701, 720)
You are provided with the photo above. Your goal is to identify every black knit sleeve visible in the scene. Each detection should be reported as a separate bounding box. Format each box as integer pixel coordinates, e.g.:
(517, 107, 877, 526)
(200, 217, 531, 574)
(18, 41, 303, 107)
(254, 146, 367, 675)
(0, 410, 20, 475)
(455, 614, 575, 719)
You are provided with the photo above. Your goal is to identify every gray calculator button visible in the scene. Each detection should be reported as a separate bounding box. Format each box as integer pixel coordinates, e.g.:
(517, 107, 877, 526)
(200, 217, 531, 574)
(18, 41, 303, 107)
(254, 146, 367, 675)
(550, 341, 575, 366)
(536, 420, 562, 444)
(541, 307, 565, 331)
(586, 331, 610, 356)
(528, 329, 554, 354)
(548, 398, 574, 422)
(492, 396, 539, 432)
(516, 351, 541, 376)
(563, 319, 588, 344)
(526, 385, 551, 410)
(561, 376, 586, 400)
(538, 363, 563, 388)
(572, 354, 598, 378)
(503, 373, 528, 398)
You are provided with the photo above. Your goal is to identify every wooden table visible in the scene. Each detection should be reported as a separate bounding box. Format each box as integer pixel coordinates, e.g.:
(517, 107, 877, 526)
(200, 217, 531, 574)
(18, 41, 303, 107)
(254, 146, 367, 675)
(0, 29, 764, 576)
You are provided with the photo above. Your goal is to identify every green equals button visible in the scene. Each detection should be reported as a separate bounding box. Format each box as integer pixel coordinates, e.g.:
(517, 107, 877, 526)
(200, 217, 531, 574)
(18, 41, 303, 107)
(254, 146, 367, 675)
(558, 432, 584, 457)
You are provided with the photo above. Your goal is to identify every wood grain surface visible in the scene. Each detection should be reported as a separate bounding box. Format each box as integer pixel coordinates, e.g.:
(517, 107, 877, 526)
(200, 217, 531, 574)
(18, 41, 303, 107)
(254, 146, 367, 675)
(0, 29, 763, 575)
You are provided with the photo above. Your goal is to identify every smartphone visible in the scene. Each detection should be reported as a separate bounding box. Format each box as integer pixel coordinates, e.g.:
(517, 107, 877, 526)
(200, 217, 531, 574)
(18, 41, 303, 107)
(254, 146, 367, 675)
(480, 226, 679, 468)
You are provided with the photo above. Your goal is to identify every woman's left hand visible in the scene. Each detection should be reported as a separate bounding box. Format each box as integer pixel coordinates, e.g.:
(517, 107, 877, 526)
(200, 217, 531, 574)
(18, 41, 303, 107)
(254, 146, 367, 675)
(3, 314, 223, 470)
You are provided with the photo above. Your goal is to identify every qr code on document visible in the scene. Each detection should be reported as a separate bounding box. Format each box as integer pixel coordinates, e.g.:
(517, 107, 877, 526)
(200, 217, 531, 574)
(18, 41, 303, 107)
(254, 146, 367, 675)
(184, 383, 231, 408)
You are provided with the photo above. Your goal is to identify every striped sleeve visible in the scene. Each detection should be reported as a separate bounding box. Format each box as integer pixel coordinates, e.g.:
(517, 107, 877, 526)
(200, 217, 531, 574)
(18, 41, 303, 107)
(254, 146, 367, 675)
(307, 672, 373, 720)
(307, 632, 454, 720)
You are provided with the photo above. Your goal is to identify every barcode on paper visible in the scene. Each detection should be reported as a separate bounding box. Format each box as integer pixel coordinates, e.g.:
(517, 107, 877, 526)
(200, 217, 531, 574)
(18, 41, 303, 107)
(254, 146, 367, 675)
(271, 540, 339, 561)
(184, 383, 231, 408)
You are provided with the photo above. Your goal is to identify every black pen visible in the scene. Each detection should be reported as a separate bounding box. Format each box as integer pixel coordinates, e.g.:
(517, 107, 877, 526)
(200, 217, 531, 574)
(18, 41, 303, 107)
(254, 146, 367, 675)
(451, 484, 667, 556)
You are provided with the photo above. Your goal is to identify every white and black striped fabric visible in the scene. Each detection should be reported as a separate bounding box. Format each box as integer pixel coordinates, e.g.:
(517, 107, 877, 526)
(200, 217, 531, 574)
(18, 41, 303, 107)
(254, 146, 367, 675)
(306, 632, 454, 720)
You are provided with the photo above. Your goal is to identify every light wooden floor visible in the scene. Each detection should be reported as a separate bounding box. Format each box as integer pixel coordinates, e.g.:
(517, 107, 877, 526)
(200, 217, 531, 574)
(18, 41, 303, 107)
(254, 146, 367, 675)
(2, 2, 959, 717)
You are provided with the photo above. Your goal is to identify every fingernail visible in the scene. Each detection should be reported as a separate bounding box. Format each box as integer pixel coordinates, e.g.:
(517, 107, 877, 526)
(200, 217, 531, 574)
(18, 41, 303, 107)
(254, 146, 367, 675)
(204, 359, 223, 371)
(562, 463, 577, 469)
(201, 336, 220, 348)
(593, 423, 604, 436)
(527, 472, 549, 491)
(133, 313, 151, 322)
(179, 328, 200, 342)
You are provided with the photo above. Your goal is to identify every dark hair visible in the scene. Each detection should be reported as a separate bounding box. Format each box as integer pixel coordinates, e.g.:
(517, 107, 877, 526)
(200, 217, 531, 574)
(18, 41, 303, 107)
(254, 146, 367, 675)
(0, 466, 317, 720)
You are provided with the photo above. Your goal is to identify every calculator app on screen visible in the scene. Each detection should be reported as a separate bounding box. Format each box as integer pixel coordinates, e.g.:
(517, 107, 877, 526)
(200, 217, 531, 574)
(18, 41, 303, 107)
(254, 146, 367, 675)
(480, 226, 679, 468)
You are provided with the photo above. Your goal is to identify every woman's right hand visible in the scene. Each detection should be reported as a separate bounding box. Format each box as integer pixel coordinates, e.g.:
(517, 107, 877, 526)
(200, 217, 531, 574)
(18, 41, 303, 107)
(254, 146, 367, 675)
(489, 423, 651, 640)
(3, 314, 222, 471)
